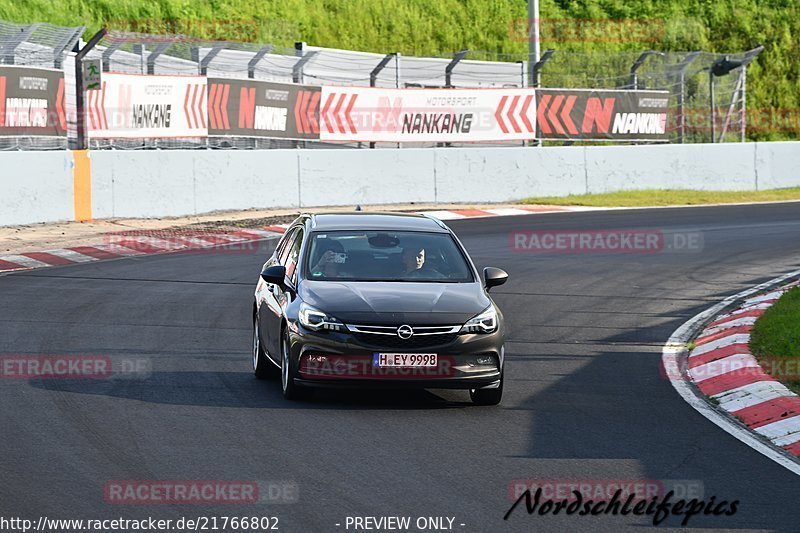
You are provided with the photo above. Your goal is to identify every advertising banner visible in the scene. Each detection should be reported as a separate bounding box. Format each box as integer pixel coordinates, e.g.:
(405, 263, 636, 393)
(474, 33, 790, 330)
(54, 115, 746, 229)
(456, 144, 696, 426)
(0, 66, 66, 137)
(319, 87, 536, 143)
(535, 89, 670, 141)
(207, 78, 321, 140)
(87, 73, 207, 139)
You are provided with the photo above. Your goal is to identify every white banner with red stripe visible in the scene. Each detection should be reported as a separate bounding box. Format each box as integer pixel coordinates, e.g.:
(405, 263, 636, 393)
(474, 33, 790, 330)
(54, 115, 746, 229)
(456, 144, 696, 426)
(319, 87, 536, 143)
(87, 73, 207, 139)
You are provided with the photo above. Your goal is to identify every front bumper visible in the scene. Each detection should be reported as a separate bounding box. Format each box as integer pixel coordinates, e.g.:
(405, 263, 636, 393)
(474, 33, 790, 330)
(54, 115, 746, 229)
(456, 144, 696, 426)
(287, 322, 504, 389)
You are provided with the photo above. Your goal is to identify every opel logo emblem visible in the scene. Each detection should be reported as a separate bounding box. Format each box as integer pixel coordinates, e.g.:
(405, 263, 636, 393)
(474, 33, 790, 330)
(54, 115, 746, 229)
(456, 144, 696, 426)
(397, 324, 414, 339)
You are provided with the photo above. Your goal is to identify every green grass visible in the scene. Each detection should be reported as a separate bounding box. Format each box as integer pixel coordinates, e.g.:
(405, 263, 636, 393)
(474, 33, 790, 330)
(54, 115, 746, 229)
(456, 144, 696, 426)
(521, 188, 800, 207)
(750, 287, 800, 394)
(1, 0, 799, 140)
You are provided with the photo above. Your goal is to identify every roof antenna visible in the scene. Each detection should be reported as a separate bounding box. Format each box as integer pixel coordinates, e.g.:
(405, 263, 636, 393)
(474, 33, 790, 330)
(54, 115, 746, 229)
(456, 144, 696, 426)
(355, 205, 362, 211)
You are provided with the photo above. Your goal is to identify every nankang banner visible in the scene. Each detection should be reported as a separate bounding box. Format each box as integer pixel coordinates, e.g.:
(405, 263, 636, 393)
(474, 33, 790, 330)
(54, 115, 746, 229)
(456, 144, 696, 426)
(0, 66, 66, 137)
(87, 73, 207, 138)
(535, 89, 670, 141)
(319, 87, 536, 143)
(207, 78, 321, 140)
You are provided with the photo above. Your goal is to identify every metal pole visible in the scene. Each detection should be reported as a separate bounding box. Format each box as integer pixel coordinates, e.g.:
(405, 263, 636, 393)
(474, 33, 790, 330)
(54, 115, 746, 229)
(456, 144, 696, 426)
(370, 53, 397, 149)
(3, 23, 39, 65)
(741, 68, 746, 142)
(395, 53, 401, 88)
(292, 43, 317, 84)
(53, 26, 84, 69)
(370, 53, 396, 87)
(678, 71, 685, 143)
(674, 51, 700, 143)
(709, 72, 715, 143)
(531, 48, 554, 88)
(101, 41, 122, 72)
(146, 42, 171, 75)
(247, 45, 273, 78)
(719, 68, 745, 142)
(528, 0, 540, 87)
(396, 53, 401, 149)
(629, 50, 663, 89)
(199, 42, 226, 75)
(445, 50, 468, 88)
(74, 28, 107, 151)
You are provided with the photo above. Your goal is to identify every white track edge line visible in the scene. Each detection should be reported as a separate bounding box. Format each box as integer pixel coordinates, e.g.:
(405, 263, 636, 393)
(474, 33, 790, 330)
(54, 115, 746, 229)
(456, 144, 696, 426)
(662, 268, 800, 476)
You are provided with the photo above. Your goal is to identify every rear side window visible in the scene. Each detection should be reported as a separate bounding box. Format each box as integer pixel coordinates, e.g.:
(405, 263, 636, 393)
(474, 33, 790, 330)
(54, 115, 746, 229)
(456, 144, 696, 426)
(285, 229, 304, 282)
(278, 228, 299, 266)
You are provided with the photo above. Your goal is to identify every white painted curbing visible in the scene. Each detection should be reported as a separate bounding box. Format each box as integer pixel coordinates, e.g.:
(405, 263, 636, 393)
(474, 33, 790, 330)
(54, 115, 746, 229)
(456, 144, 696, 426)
(662, 269, 800, 477)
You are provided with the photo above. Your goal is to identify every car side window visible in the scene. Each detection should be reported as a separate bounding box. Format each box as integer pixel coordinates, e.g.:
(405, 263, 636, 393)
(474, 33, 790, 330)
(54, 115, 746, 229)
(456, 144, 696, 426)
(278, 228, 299, 266)
(285, 229, 304, 283)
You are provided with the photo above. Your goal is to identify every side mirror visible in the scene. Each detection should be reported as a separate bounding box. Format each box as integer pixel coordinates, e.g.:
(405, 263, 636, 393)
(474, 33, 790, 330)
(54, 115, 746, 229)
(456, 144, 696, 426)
(483, 267, 508, 291)
(261, 265, 287, 287)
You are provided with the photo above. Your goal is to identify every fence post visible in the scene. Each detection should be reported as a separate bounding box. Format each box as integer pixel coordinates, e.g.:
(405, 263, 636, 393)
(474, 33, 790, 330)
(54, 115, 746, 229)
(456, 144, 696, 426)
(2, 23, 39, 64)
(531, 49, 554, 88)
(74, 28, 107, 151)
(101, 41, 121, 72)
(709, 72, 715, 143)
(445, 50, 468, 88)
(53, 26, 84, 69)
(247, 45, 273, 78)
(674, 51, 700, 144)
(369, 53, 397, 149)
(740, 68, 746, 142)
(292, 42, 317, 84)
(146, 42, 171, 75)
(628, 50, 664, 90)
(199, 42, 226, 75)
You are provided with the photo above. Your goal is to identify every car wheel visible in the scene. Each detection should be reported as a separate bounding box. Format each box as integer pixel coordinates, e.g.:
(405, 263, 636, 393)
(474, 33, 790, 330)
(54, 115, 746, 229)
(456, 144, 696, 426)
(253, 316, 276, 379)
(470, 373, 503, 406)
(281, 328, 311, 401)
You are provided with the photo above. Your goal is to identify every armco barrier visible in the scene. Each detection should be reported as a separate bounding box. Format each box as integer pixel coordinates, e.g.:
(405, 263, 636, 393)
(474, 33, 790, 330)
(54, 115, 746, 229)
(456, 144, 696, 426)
(1, 142, 799, 226)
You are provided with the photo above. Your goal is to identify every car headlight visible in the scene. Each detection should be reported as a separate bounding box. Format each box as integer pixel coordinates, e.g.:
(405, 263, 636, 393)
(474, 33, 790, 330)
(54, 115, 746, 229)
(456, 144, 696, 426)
(298, 302, 347, 332)
(460, 306, 497, 334)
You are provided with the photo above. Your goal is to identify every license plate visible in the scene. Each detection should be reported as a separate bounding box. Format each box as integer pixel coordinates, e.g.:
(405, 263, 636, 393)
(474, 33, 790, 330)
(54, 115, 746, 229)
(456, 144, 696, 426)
(373, 353, 438, 367)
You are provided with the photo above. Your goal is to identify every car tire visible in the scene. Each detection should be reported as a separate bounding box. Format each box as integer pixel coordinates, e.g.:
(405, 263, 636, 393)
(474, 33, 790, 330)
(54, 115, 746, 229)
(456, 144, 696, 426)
(253, 316, 277, 380)
(281, 327, 312, 401)
(470, 373, 503, 406)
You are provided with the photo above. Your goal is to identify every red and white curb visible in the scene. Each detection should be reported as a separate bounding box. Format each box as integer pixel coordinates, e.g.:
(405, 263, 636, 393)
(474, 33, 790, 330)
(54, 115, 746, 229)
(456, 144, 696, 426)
(0, 229, 281, 274)
(663, 270, 800, 476)
(0, 206, 591, 275)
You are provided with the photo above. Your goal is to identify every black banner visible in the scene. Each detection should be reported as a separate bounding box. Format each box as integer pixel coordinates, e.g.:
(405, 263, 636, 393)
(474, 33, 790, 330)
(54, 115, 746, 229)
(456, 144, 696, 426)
(535, 89, 669, 141)
(207, 78, 321, 140)
(0, 66, 66, 137)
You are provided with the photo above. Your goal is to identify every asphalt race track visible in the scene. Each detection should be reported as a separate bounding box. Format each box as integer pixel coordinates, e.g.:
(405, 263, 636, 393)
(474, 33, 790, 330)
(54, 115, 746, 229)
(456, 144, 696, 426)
(3, 203, 800, 532)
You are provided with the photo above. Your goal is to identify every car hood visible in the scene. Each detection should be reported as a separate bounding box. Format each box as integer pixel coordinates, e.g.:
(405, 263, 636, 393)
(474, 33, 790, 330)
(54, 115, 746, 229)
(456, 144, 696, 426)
(298, 280, 490, 325)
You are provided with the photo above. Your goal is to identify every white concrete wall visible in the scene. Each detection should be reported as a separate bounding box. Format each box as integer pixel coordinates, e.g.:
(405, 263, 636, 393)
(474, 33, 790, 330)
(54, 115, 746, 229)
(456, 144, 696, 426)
(2, 142, 799, 225)
(0, 151, 73, 226)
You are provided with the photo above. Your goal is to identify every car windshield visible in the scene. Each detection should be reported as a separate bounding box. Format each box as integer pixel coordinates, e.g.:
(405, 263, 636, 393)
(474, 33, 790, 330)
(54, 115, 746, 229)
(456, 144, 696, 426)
(305, 230, 474, 282)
